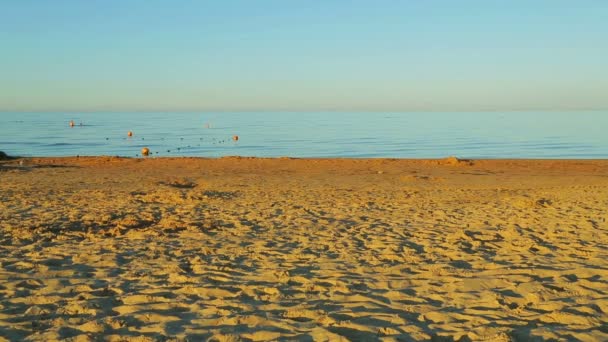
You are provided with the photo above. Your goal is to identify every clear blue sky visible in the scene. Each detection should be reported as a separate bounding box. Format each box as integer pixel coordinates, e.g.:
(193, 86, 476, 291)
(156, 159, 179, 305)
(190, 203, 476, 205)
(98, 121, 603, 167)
(1, 1, 607, 112)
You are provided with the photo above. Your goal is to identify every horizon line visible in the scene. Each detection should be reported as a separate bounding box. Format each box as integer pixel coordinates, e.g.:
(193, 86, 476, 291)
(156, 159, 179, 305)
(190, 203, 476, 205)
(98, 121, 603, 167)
(1, 108, 607, 114)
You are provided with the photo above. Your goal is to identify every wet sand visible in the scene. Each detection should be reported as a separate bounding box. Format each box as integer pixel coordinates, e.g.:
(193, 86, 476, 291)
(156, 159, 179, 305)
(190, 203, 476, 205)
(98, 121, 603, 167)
(0, 157, 607, 341)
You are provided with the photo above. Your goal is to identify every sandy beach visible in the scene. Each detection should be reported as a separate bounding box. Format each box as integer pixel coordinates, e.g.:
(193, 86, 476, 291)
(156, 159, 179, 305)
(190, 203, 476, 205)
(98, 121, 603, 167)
(0, 156, 607, 341)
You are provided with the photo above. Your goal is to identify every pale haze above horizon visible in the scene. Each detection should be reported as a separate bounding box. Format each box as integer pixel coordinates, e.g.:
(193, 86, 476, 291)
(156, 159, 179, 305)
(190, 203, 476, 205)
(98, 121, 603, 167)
(1, 1, 607, 112)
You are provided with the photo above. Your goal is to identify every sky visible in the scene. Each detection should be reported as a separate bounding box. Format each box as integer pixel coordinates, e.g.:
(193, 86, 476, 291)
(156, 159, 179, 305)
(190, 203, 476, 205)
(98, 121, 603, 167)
(1, 1, 607, 112)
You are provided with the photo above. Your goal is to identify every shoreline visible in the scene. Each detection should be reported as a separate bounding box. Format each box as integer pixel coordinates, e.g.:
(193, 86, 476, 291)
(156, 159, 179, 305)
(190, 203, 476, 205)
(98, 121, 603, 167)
(5, 154, 608, 160)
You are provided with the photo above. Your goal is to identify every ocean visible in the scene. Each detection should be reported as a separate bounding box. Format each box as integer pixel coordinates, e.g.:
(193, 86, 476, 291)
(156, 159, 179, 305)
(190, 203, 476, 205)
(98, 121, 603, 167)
(0, 112, 606, 159)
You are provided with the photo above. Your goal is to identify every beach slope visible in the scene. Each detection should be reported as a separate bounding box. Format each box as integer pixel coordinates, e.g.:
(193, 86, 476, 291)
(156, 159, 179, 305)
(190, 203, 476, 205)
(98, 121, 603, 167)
(0, 157, 607, 341)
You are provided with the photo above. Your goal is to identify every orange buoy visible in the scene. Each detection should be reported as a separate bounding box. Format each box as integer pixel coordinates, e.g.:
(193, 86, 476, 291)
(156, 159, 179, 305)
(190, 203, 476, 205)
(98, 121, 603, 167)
(128, 131, 133, 137)
(141, 147, 150, 156)
(232, 135, 239, 141)
(69, 120, 75, 127)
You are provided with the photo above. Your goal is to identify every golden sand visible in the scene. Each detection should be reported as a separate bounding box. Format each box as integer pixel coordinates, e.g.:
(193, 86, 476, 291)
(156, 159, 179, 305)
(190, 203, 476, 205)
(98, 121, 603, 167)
(0, 157, 607, 341)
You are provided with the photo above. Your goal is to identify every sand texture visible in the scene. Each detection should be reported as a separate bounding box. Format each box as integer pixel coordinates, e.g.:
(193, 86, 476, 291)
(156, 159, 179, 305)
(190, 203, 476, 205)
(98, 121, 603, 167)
(0, 157, 607, 341)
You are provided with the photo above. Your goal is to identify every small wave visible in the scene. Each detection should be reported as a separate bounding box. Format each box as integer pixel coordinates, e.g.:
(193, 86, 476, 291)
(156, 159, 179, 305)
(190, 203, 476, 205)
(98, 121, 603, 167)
(44, 143, 75, 146)
(0, 141, 40, 145)
(44, 142, 106, 147)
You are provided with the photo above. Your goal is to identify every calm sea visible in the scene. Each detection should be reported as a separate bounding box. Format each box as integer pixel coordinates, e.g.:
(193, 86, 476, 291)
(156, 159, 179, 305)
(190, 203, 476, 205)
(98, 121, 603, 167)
(0, 112, 606, 159)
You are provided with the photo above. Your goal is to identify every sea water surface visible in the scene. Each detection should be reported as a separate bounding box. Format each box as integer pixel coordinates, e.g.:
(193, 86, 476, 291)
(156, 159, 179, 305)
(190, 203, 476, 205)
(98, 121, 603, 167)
(0, 112, 606, 159)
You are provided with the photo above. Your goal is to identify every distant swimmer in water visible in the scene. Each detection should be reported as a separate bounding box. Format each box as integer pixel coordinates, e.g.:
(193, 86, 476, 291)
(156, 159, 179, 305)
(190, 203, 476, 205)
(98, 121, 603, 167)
(69, 120, 75, 127)
(128, 131, 133, 137)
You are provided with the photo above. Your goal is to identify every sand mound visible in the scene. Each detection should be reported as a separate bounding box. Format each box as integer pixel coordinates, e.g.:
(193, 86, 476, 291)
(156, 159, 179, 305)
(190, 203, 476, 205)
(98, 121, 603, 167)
(419, 156, 473, 167)
(440, 156, 473, 166)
